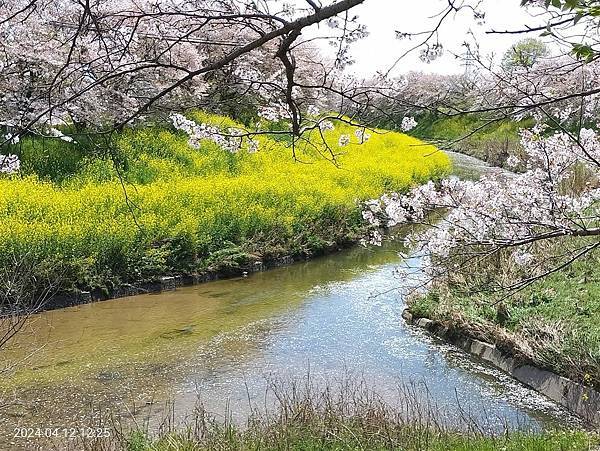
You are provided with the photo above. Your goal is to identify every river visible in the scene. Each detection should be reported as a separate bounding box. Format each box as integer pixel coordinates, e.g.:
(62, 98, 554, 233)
(0, 152, 579, 449)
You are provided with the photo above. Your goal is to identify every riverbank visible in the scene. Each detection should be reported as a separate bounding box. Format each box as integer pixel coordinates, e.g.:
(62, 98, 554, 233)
(402, 145, 600, 424)
(375, 113, 532, 168)
(13, 372, 598, 451)
(405, 248, 600, 412)
(70, 377, 598, 451)
(0, 112, 450, 312)
(0, 219, 583, 448)
(403, 307, 600, 426)
(44, 241, 352, 310)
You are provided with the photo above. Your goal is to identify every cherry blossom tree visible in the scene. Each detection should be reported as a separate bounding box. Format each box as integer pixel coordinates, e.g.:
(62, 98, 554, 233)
(354, 0, 600, 297)
(363, 124, 599, 293)
(0, 0, 369, 144)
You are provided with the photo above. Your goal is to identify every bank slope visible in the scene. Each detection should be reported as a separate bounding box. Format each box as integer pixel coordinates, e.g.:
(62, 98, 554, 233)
(0, 114, 450, 301)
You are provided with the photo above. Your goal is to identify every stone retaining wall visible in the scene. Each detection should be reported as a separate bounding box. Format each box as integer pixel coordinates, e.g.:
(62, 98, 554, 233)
(44, 253, 303, 311)
(402, 309, 600, 425)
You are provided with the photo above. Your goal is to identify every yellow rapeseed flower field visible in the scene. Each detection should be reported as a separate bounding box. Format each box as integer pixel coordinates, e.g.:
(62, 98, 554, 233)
(0, 114, 450, 292)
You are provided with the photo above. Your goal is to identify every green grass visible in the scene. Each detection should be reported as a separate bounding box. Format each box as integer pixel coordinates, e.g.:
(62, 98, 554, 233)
(71, 375, 597, 451)
(0, 113, 450, 299)
(124, 429, 594, 451)
(410, 114, 534, 167)
(409, 246, 600, 389)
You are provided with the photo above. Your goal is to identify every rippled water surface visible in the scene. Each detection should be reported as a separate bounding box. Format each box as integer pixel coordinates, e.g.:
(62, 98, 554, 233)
(0, 154, 578, 449)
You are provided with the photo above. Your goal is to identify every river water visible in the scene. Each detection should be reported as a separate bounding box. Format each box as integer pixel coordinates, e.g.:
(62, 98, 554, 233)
(0, 152, 579, 449)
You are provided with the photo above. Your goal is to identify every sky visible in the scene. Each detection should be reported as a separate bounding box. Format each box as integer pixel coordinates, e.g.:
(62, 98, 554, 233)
(306, 0, 548, 77)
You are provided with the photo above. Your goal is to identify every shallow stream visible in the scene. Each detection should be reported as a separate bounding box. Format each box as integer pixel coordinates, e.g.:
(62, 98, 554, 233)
(0, 152, 579, 449)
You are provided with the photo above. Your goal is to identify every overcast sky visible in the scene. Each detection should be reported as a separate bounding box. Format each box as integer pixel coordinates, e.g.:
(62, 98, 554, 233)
(307, 0, 548, 77)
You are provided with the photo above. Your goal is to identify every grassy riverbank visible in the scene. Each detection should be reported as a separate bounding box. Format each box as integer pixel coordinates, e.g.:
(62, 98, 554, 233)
(408, 246, 600, 390)
(123, 425, 593, 451)
(0, 113, 449, 302)
(70, 377, 598, 451)
(410, 114, 533, 167)
(403, 118, 600, 394)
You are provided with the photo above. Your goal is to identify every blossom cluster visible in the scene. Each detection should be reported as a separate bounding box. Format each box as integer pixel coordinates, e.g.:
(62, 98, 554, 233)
(319, 120, 335, 132)
(49, 128, 74, 143)
(0, 154, 20, 174)
(170, 114, 258, 154)
(362, 126, 600, 273)
(338, 134, 350, 147)
(354, 128, 371, 143)
(4, 133, 19, 145)
(258, 103, 292, 122)
(307, 105, 320, 116)
(401, 117, 418, 132)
